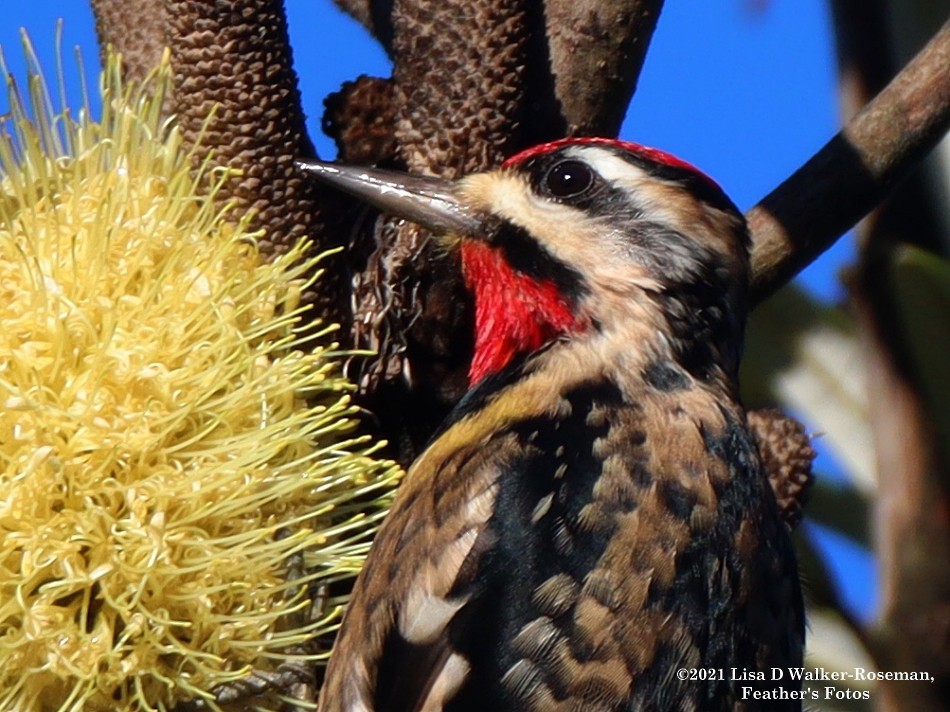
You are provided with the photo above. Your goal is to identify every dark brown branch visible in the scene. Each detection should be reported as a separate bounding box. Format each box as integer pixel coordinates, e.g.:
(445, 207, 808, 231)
(90, 0, 166, 83)
(545, 0, 664, 136)
(747, 17, 950, 304)
(828, 0, 895, 119)
(163, 0, 350, 329)
(828, 5, 950, 711)
(852, 278, 950, 711)
(331, 0, 374, 34)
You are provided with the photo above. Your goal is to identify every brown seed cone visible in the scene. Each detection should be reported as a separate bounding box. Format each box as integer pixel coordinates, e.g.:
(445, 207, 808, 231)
(392, 0, 529, 178)
(164, 0, 349, 327)
(91, 0, 167, 85)
(323, 76, 398, 166)
(338, 0, 533, 460)
(748, 408, 816, 529)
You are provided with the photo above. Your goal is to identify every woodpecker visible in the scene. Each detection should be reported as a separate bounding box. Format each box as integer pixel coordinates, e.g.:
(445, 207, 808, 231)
(299, 138, 804, 712)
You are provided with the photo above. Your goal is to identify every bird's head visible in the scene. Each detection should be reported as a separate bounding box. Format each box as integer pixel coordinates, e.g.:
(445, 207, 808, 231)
(299, 138, 750, 388)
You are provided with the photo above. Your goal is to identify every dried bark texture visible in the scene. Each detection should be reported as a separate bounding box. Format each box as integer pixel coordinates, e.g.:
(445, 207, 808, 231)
(91, 0, 166, 84)
(747, 17, 950, 304)
(164, 0, 349, 327)
(545, 0, 663, 136)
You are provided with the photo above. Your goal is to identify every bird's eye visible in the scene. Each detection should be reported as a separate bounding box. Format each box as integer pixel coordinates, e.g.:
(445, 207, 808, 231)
(543, 160, 594, 199)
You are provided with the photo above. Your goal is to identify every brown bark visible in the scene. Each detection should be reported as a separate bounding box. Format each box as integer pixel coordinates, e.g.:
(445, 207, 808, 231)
(828, 4, 950, 710)
(747, 17, 950, 304)
(852, 276, 950, 711)
(331, 0, 375, 35)
(545, 0, 663, 136)
(329, 0, 395, 51)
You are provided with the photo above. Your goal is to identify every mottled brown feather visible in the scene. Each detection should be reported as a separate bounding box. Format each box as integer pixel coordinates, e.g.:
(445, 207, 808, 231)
(319, 334, 803, 712)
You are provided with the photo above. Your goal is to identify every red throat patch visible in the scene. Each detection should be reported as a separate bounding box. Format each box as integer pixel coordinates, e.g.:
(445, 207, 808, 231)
(461, 241, 588, 386)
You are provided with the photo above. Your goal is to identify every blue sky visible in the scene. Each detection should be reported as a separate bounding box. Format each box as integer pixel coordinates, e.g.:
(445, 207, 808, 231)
(0, 1, 855, 301)
(0, 1, 872, 618)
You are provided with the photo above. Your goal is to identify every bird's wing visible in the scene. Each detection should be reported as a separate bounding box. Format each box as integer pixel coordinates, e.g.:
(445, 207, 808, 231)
(318, 366, 805, 712)
(317, 420, 508, 712)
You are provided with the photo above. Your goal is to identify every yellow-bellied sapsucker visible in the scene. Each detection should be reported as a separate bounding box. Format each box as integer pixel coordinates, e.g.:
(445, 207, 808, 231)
(299, 137, 804, 712)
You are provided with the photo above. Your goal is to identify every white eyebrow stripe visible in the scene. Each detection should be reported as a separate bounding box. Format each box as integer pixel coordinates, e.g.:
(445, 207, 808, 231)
(563, 145, 656, 187)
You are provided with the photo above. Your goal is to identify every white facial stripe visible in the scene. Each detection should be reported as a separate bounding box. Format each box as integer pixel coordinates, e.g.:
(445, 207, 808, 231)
(460, 171, 582, 232)
(459, 167, 662, 309)
(566, 145, 723, 242)
(460, 146, 667, 248)
(563, 145, 655, 188)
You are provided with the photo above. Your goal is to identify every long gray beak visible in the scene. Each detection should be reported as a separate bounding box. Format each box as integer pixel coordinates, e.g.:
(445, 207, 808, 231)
(296, 159, 483, 235)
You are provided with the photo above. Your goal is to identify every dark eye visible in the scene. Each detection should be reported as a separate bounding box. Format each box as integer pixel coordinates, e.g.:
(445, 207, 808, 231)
(543, 160, 594, 199)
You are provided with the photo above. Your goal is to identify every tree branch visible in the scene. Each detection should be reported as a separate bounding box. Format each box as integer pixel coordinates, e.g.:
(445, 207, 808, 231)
(329, 0, 396, 53)
(544, 0, 663, 136)
(852, 275, 950, 710)
(825, 5, 950, 710)
(747, 17, 950, 304)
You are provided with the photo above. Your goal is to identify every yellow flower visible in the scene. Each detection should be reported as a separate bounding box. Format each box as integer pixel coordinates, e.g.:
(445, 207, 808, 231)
(0, 46, 400, 711)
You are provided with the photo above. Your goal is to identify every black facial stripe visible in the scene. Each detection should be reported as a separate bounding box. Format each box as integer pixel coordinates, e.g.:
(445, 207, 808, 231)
(518, 144, 742, 220)
(494, 223, 589, 303)
(522, 155, 645, 220)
